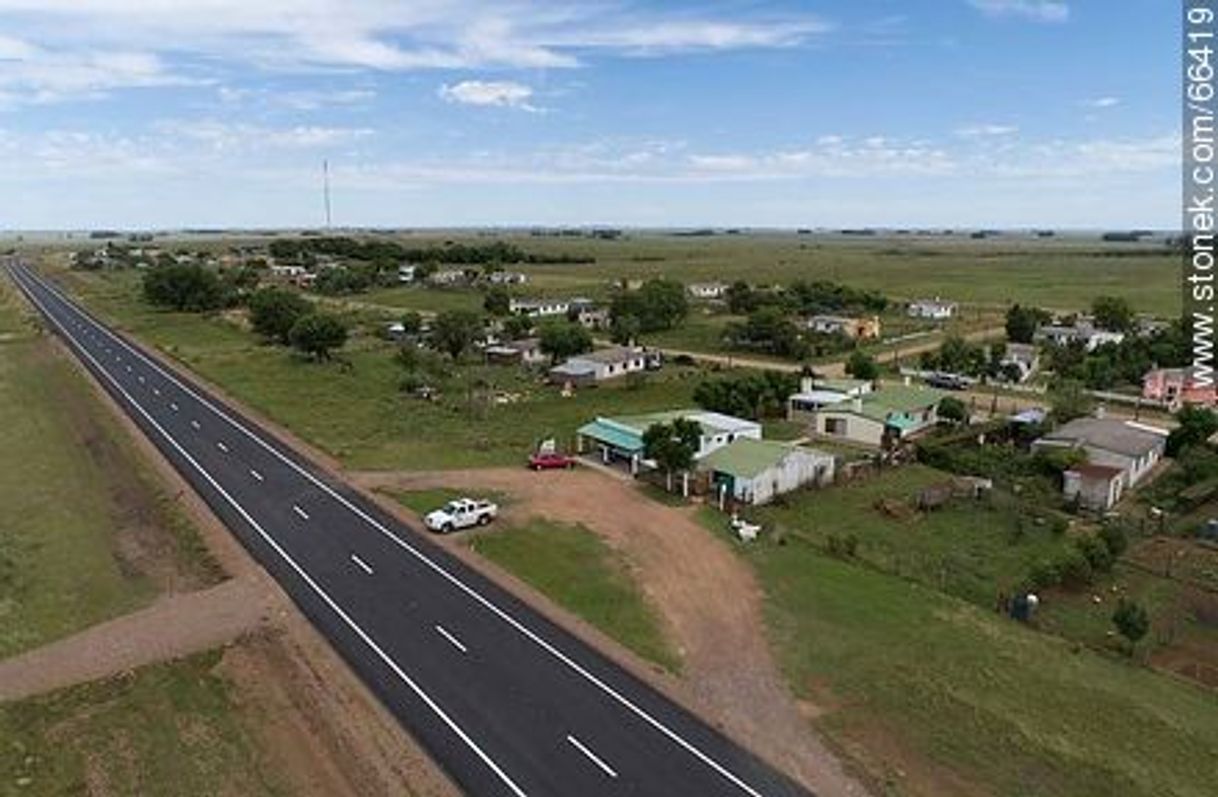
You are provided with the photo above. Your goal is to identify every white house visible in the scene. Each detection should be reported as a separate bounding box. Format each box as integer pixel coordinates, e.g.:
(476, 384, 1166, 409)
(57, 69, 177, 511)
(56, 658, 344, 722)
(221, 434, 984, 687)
(805, 314, 882, 340)
(701, 438, 835, 506)
(550, 346, 647, 384)
(907, 298, 958, 320)
(799, 384, 947, 448)
(688, 282, 729, 300)
(577, 409, 762, 475)
(999, 343, 1040, 383)
(1034, 320, 1125, 352)
(487, 270, 528, 285)
(1032, 417, 1168, 490)
(787, 376, 872, 418)
(485, 337, 547, 366)
(510, 298, 572, 318)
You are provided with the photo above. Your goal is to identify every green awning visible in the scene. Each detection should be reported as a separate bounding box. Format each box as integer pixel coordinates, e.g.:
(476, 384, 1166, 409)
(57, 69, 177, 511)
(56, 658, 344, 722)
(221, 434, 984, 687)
(578, 420, 645, 453)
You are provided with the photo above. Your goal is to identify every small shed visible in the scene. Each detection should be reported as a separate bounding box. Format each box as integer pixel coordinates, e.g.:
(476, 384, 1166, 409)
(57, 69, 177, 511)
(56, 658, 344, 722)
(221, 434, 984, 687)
(1063, 463, 1125, 511)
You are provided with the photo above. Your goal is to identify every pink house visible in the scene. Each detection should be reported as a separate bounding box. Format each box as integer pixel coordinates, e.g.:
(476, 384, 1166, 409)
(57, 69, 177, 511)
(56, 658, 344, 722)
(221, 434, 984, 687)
(1142, 368, 1215, 406)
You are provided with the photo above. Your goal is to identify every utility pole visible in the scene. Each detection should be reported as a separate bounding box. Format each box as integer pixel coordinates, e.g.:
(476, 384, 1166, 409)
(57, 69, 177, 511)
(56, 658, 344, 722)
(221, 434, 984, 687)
(323, 159, 332, 230)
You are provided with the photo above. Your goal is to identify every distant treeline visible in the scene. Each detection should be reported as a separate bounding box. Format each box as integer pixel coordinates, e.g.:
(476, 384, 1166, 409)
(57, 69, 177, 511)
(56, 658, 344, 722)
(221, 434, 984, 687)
(268, 236, 594, 265)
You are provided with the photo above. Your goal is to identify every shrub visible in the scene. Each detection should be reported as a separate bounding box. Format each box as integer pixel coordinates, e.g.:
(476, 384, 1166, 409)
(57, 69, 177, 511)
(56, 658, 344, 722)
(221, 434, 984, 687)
(1058, 548, 1094, 587)
(142, 264, 226, 312)
(248, 286, 311, 344)
(1098, 522, 1129, 559)
(1076, 534, 1115, 574)
(288, 312, 348, 360)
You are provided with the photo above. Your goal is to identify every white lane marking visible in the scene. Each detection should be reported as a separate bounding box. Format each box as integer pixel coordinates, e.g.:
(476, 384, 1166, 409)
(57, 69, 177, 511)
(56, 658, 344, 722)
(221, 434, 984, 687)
(217, 441, 229, 453)
(292, 504, 309, 521)
(152, 387, 160, 396)
(434, 624, 468, 654)
(138, 375, 145, 383)
(170, 402, 179, 412)
(124, 365, 131, 372)
(12, 274, 531, 797)
(22, 269, 765, 797)
(351, 554, 374, 575)
(567, 735, 619, 779)
(190, 420, 200, 430)
(250, 469, 264, 482)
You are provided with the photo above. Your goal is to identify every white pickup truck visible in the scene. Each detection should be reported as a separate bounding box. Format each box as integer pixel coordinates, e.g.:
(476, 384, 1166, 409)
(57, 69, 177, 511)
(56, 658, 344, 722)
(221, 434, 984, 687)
(424, 498, 499, 533)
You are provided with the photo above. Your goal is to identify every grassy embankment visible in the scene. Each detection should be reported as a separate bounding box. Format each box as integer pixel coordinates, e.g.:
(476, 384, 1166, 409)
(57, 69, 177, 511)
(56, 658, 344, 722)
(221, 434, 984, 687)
(0, 278, 221, 657)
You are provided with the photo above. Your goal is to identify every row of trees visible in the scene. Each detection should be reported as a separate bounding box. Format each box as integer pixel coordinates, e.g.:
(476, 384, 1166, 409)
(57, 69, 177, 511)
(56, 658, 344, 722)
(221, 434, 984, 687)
(1044, 323, 1189, 391)
(269, 237, 593, 266)
(725, 279, 888, 316)
(692, 371, 799, 420)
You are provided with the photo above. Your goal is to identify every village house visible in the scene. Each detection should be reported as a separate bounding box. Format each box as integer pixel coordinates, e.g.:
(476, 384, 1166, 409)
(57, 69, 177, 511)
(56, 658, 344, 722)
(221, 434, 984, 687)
(799, 384, 948, 448)
(577, 410, 762, 475)
(787, 376, 873, 418)
(510, 298, 573, 318)
(429, 268, 469, 286)
(549, 346, 648, 385)
(486, 271, 528, 285)
(1034, 320, 1125, 352)
(805, 314, 882, 340)
(999, 342, 1040, 383)
(572, 304, 611, 330)
(700, 438, 835, 506)
(397, 264, 417, 283)
(1143, 367, 1215, 406)
(907, 298, 958, 320)
(1032, 417, 1168, 491)
(687, 282, 729, 300)
(485, 337, 547, 366)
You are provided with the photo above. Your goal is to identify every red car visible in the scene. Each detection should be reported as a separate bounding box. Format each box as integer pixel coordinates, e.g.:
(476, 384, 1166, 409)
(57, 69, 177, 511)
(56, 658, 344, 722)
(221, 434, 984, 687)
(528, 452, 577, 470)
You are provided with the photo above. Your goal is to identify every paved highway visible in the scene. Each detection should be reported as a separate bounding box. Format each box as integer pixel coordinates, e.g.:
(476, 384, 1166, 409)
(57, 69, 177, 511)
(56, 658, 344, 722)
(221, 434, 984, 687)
(5, 260, 811, 797)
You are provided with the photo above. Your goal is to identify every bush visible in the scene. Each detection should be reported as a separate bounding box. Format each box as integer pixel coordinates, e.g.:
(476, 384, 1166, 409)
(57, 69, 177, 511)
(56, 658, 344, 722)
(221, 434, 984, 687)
(142, 264, 226, 312)
(1098, 522, 1129, 559)
(1058, 548, 1095, 587)
(248, 287, 311, 344)
(1027, 558, 1064, 590)
(1076, 534, 1115, 574)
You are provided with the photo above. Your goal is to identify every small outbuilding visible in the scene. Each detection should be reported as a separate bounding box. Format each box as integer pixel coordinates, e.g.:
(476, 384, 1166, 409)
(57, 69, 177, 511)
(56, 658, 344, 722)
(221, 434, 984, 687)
(1063, 463, 1125, 511)
(700, 438, 834, 506)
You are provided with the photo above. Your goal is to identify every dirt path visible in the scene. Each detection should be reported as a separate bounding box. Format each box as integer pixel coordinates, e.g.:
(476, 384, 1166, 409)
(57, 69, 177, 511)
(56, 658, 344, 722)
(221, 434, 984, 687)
(0, 577, 273, 701)
(353, 467, 869, 797)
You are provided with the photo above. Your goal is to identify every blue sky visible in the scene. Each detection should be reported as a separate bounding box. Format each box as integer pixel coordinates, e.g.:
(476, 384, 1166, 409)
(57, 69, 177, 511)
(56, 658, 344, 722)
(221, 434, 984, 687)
(0, 1, 1178, 229)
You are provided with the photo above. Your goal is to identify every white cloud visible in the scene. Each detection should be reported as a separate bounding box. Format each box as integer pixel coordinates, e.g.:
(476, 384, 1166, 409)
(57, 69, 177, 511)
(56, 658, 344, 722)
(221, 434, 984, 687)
(955, 123, 1019, 137)
(1083, 96, 1121, 109)
(439, 80, 537, 111)
(968, 1, 1069, 23)
(156, 120, 372, 152)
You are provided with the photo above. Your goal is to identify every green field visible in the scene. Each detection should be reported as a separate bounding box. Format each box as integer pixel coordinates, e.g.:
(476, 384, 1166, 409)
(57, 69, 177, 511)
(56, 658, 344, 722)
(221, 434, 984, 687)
(53, 267, 711, 470)
(426, 233, 1180, 316)
(0, 279, 222, 658)
(0, 649, 289, 796)
(468, 519, 680, 672)
(700, 510, 1218, 797)
(751, 464, 1075, 606)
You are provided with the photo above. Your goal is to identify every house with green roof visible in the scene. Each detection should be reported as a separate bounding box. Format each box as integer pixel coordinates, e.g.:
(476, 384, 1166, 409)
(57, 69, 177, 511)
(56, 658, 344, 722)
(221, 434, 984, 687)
(700, 438, 835, 506)
(577, 409, 761, 474)
(797, 383, 947, 448)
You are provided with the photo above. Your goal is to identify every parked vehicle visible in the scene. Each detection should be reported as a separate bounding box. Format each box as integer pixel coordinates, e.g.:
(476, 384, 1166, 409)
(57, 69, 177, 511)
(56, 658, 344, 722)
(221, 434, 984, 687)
(926, 371, 970, 391)
(424, 498, 499, 533)
(529, 451, 577, 470)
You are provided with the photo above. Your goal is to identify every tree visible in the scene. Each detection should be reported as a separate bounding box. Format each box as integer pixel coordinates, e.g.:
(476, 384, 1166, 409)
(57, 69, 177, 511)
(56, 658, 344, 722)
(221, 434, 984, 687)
(248, 287, 311, 344)
(1167, 404, 1218, 456)
(1111, 598, 1150, 655)
(1048, 379, 1094, 423)
(938, 396, 969, 425)
(431, 309, 484, 360)
(845, 350, 879, 380)
(289, 312, 348, 360)
(642, 418, 702, 493)
(538, 320, 592, 364)
(693, 371, 798, 420)
(609, 313, 641, 345)
(502, 314, 534, 339)
(483, 286, 511, 316)
(1092, 295, 1135, 332)
(400, 311, 424, 335)
(142, 264, 225, 312)
(1005, 304, 1050, 344)
(610, 278, 688, 332)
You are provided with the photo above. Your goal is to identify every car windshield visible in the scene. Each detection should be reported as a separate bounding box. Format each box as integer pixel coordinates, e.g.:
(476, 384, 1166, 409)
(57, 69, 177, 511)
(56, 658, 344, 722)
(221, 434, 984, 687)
(442, 501, 462, 513)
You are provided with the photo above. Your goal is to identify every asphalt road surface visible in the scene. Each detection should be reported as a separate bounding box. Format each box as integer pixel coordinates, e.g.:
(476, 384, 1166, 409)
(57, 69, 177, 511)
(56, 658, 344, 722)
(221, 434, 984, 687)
(5, 260, 812, 797)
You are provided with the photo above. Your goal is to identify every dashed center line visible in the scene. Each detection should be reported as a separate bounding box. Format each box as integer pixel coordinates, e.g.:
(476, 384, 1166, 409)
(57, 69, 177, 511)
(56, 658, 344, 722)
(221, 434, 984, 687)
(350, 554, 374, 575)
(435, 624, 468, 654)
(137, 375, 145, 383)
(216, 441, 229, 453)
(152, 387, 160, 396)
(170, 402, 179, 412)
(190, 420, 200, 430)
(250, 469, 264, 482)
(567, 735, 618, 779)
(292, 504, 309, 521)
